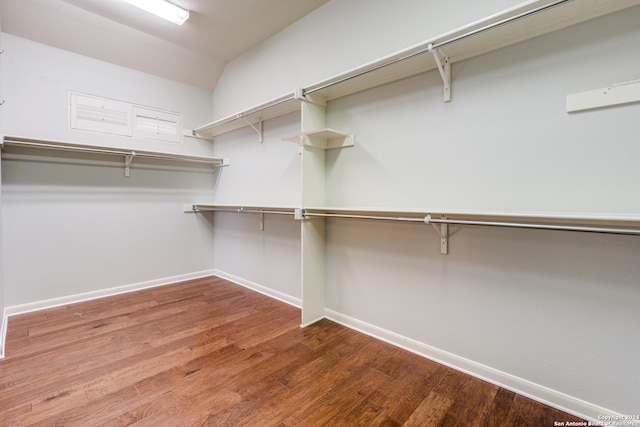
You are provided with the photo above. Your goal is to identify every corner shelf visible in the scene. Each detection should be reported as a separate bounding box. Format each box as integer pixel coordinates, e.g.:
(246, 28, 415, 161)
(282, 128, 354, 150)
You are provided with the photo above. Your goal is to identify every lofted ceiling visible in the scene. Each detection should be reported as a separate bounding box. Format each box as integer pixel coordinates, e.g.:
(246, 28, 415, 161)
(0, 0, 329, 89)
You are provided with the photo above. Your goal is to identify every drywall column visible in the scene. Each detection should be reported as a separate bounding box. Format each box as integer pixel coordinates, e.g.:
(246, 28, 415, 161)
(0, 26, 6, 358)
(300, 94, 327, 326)
(0, 149, 5, 359)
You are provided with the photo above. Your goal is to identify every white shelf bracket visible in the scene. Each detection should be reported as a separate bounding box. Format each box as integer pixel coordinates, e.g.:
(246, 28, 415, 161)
(240, 116, 263, 143)
(425, 214, 449, 255)
(286, 134, 306, 155)
(259, 212, 265, 231)
(124, 152, 135, 177)
(428, 44, 451, 102)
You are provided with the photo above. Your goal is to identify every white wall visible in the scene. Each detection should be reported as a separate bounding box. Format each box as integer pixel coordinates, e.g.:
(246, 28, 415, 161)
(324, 16, 640, 215)
(210, 111, 301, 207)
(2, 149, 216, 306)
(213, 212, 301, 303)
(0, 25, 7, 355)
(0, 151, 5, 357)
(212, 0, 523, 118)
(210, 0, 640, 417)
(1, 34, 217, 307)
(1, 33, 213, 156)
(209, 110, 302, 303)
(325, 219, 640, 415)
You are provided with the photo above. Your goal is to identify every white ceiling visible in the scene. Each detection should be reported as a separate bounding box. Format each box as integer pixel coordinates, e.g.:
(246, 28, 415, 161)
(0, 0, 330, 89)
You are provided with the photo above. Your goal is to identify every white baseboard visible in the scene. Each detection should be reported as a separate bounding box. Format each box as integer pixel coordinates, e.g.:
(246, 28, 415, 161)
(4, 270, 216, 318)
(325, 309, 629, 425)
(212, 269, 302, 309)
(0, 308, 7, 359)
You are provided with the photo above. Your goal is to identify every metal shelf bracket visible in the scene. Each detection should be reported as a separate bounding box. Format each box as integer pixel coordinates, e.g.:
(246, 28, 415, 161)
(428, 44, 451, 102)
(425, 214, 449, 255)
(124, 152, 135, 177)
(240, 116, 263, 143)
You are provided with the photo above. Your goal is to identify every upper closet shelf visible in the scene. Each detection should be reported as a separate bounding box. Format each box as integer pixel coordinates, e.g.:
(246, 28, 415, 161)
(193, 0, 640, 139)
(1, 136, 228, 177)
(193, 92, 303, 140)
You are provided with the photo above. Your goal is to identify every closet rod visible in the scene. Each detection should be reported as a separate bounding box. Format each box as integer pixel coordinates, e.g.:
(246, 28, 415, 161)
(303, 212, 640, 236)
(427, 217, 640, 236)
(303, 212, 424, 223)
(303, 0, 569, 96)
(2, 137, 225, 165)
(192, 205, 297, 216)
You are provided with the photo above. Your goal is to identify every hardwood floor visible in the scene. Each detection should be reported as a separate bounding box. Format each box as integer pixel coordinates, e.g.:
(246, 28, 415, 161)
(0, 276, 586, 426)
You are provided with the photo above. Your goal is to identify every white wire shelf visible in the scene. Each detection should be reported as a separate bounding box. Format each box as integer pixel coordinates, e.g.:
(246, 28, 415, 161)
(1, 136, 229, 177)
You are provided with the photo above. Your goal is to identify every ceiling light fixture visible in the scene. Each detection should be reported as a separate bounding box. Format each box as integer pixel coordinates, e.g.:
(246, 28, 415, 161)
(121, 0, 190, 25)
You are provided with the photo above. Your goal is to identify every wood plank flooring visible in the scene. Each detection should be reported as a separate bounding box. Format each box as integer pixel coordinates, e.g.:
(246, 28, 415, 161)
(0, 276, 587, 426)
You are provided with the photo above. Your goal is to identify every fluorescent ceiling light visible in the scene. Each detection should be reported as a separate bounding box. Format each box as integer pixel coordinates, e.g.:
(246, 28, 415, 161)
(122, 0, 190, 25)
